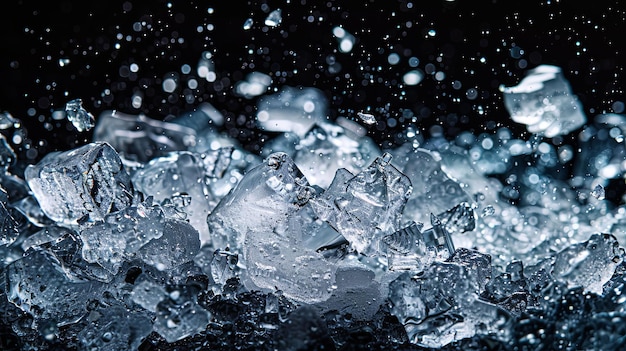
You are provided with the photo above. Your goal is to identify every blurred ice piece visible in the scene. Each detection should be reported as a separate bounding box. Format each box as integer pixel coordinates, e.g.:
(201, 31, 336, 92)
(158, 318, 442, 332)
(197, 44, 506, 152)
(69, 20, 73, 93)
(294, 122, 380, 189)
(256, 86, 328, 136)
(65, 98, 96, 132)
(132, 279, 168, 312)
(332, 26, 355, 53)
(528, 233, 624, 294)
(357, 112, 376, 125)
(0, 133, 16, 173)
(500, 64, 586, 137)
(591, 184, 606, 200)
(6, 245, 104, 326)
(310, 152, 412, 256)
(265, 8, 282, 27)
(197, 51, 216, 83)
(574, 113, 626, 181)
(207, 152, 314, 253)
(0, 111, 21, 129)
(132, 148, 232, 245)
(243, 17, 253, 30)
(153, 284, 210, 342)
(24, 142, 134, 225)
(391, 145, 473, 227)
(234, 72, 272, 99)
(93, 110, 197, 163)
(78, 303, 152, 351)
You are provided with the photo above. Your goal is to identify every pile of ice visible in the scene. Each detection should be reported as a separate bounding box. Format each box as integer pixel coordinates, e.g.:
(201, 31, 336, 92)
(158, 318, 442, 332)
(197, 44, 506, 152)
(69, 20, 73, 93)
(1, 65, 626, 350)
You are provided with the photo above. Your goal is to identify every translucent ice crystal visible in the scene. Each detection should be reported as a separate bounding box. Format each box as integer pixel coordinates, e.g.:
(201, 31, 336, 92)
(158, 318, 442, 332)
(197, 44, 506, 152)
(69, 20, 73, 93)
(24, 142, 134, 225)
(153, 284, 210, 343)
(310, 152, 412, 256)
(65, 98, 96, 132)
(206, 152, 314, 253)
(500, 64, 587, 138)
(256, 86, 328, 136)
(78, 303, 152, 351)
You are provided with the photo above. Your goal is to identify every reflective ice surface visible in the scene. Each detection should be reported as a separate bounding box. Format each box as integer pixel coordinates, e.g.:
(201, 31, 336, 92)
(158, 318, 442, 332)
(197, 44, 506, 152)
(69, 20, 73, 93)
(0, 2, 625, 351)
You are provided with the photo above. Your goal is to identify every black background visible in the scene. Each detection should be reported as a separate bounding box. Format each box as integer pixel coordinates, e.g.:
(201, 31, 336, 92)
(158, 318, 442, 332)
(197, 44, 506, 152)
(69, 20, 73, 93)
(0, 0, 624, 164)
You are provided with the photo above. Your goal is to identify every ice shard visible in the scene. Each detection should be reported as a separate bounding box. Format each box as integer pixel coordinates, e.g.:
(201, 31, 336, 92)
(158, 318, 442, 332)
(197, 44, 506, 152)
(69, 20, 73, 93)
(500, 64, 587, 137)
(310, 152, 412, 256)
(0, 133, 16, 173)
(153, 284, 210, 343)
(24, 142, 134, 225)
(92, 110, 197, 164)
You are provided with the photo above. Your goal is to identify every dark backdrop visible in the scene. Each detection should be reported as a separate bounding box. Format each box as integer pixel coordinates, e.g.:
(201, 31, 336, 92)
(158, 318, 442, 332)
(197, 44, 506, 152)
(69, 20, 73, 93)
(0, 0, 623, 163)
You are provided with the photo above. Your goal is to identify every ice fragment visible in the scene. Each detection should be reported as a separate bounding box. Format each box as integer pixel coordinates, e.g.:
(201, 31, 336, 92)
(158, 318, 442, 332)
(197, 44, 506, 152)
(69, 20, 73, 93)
(24, 142, 134, 225)
(65, 98, 96, 132)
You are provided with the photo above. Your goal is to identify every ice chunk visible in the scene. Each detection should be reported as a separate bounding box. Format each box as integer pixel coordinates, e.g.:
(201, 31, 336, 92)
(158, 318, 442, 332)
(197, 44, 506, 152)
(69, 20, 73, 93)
(137, 219, 200, 271)
(65, 98, 95, 132)
(153, 284, 210, 342)
(392, 147, 473, 227)
(389, 255, 509, 348)
(500, 64, 586, 137)
(256, 86, 328, 136)
(591, 184, 606, 200)
(294, 122, 381, 189)
(194, 247, 239, 289)
(207, 152, 314, 253)
(132, 149, 232, 245)
(244, 228, 336, 304)
(24, 142, 134, 225)
(265, 8, 282, 27)
(131, 279, 168, 312)
(80, 200, 165, 275)
(6, 246, 104, 326)
(93, 110, 197, 163)
(310, 153, 412, 256)
(78, 303, 152, 351)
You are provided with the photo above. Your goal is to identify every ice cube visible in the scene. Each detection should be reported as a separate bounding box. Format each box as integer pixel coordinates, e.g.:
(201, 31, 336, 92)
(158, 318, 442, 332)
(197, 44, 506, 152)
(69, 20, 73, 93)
(500, 64, 587, 137)
(65, 98, 96, 132)
(93, 110, 197, 163)
(24, 142, 134, 225)
(137, 219, 201, 271)
(131, 279, 168, 312)
(383, 221, 432, 271)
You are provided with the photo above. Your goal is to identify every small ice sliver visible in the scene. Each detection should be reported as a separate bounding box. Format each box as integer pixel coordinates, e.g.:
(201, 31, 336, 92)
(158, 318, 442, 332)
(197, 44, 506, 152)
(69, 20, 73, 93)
(65, 98, 96, 132)
(357, 112, 376, 125)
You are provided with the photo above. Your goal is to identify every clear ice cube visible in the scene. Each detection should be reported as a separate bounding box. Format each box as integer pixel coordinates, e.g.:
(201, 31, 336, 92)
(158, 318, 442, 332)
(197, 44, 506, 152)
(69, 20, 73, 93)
(153, 284, 210, 343)
(24, 142, 134, 225)
(78, 303, 152, 351)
